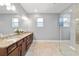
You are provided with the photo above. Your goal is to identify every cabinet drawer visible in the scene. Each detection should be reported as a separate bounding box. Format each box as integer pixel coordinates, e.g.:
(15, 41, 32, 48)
(8, 47, 19, 56)
(7, 43, 17, 54)
(24, 37, 28, 41)
(17, 39, 23, 46)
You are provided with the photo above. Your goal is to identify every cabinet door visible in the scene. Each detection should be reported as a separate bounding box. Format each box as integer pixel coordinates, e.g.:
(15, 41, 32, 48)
(22, 42, 27, 56)
(0, 48, 7, 56)
(18, 45, 22, 56)
(8, 47, 19, 56)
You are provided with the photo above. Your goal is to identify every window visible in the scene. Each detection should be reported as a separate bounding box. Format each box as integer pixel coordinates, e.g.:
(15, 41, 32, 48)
(63, 17, 70, 27)
(59, 13, 70, 28)
(59, 17, 63, 27)
(12, 18, 19, 28)
(36, 18, 44, 27)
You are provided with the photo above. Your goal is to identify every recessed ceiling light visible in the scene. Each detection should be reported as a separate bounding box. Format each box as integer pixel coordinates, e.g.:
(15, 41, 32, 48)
(6, 4, 16, 12)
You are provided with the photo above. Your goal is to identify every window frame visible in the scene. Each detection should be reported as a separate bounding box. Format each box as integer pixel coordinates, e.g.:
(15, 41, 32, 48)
(36, 17, 44, 28)
(12, 18, 19, 28)
(59, 14, 71, 28)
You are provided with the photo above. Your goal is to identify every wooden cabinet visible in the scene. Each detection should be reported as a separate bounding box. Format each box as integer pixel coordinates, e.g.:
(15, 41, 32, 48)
(0, 48, 7, 56)
(8, 47, 19, 56)
(17, 40, 23, 56)
(22, 41, 26, 56)
(18, 45, 22, 56)
(0, 33, 33, 56)
(7, 43, 17, 54)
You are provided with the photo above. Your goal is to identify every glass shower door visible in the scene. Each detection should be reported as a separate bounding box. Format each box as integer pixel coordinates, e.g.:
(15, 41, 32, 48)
(59, 13, 79, 56)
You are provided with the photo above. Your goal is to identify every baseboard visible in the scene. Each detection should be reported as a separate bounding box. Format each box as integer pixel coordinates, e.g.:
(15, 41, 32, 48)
(33, 40, 70, 43)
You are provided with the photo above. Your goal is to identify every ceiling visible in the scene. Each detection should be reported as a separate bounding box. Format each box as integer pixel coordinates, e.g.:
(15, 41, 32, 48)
(21, 3, 72, 13)
(0, 3, 72, 14)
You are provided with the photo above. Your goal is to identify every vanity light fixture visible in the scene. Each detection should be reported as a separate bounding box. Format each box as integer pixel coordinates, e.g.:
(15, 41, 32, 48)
(5, 3, 11, 6)
(0, 1, 5, 6)
(0, 2, 16, 12)
(6, 4, 16, 12)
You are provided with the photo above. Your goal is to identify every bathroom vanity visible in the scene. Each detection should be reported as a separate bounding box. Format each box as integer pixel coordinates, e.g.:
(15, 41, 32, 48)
(0, 33, 33, 56)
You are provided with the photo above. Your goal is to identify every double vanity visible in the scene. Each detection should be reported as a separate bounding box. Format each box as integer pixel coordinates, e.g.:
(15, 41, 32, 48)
(0, 32, 33, 56)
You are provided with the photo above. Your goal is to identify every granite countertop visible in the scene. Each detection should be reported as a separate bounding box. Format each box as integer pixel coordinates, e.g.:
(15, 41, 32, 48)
(0, 32, 32, 48)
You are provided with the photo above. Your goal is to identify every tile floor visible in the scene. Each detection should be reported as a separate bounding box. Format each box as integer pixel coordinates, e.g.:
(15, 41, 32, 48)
(60, 44, 79, 56)
(25, 41, 79, 56)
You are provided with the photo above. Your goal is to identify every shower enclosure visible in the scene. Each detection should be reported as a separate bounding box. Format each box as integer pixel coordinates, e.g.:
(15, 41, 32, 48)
(59, 4, 79, 56)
